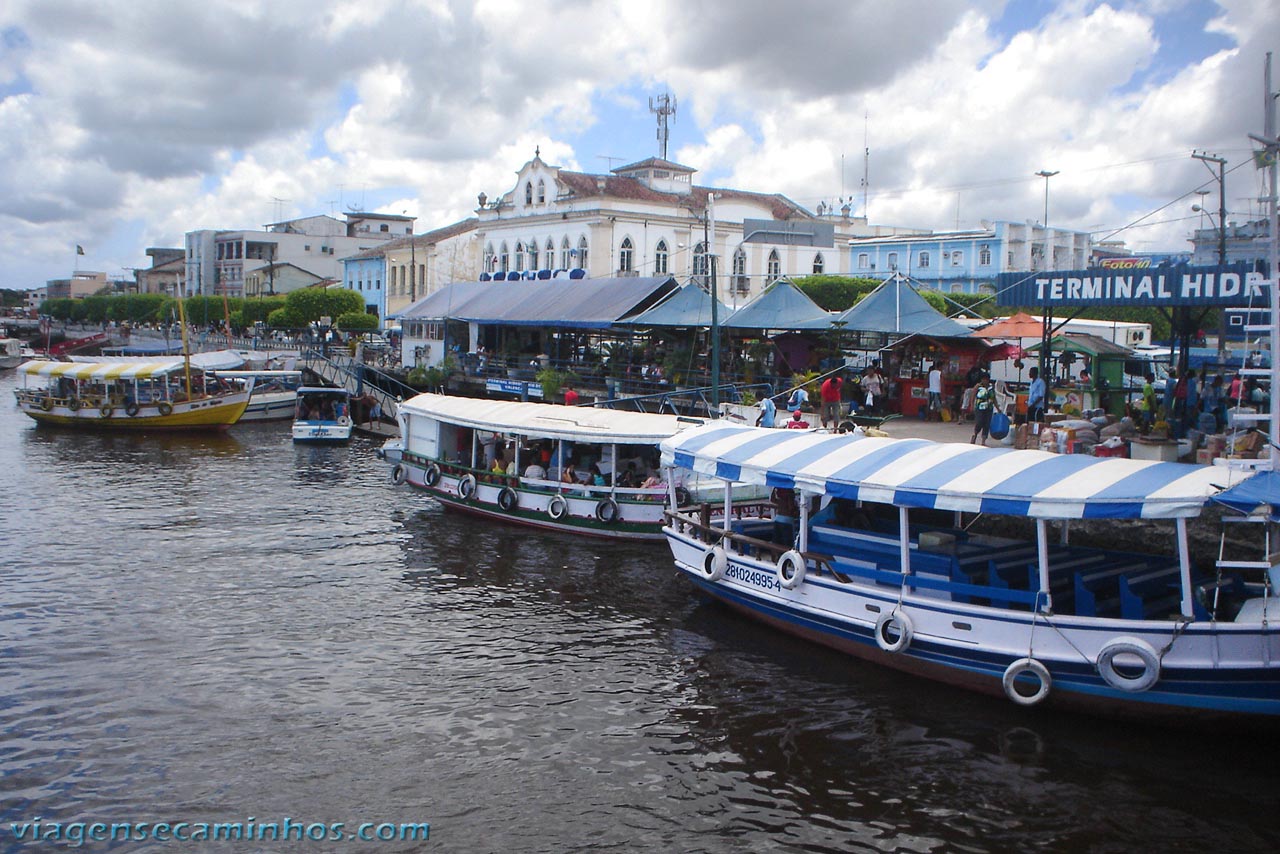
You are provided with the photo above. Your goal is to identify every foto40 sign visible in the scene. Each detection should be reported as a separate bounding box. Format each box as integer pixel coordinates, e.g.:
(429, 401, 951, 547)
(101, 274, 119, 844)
(996, 263, 1268, 308)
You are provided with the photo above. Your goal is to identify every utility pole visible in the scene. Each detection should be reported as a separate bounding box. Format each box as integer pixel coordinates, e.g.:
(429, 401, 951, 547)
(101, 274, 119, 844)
(1035, 170, 1058, 382)
(1248, 52, 1280, 467)
(707, 193, 720, 410)
(1193, 150, 1228, 363)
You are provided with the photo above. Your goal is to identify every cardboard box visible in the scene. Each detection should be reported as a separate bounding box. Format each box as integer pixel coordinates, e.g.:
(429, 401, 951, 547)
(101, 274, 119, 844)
(1196, 449, 1217, 465)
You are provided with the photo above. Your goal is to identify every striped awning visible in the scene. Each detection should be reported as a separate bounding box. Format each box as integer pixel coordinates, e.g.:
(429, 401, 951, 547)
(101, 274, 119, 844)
(661, 423, 1245, 520)
(18, 360, 187, 380)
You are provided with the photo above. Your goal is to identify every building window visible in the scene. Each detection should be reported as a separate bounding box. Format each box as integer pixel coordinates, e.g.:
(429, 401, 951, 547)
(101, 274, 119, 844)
(693, 242, 708, 280)
(655, 239, 669, 274)
(515, 242, 525, 272)
(978, 284, 995, 295)
(918, 251, 929, 268)
(525, 182, 533, 204)
(951, 250, 964, 266)
(887, 252, 898, 271)
(380, 224, 389, 232)
(812, 253, 824, 274)
(537, 180, 546, 204)
(545, 238, 555, 268)
(767, 249, 781, 280)
(733, 248, 748, 294)
(619, 237, 634, 272)
(499, 242, 510, 273)
(577, 236, 589, 270)
(528, 241, 539, 270)
(561, 237, 571, 270)
(857, 253, 870, 269)
(979, 244, 992, 266)
(950, 283, 963, 293)
(484, 243, 496, 272)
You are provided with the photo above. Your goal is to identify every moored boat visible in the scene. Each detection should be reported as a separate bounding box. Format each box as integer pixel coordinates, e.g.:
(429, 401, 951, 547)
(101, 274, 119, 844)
(386, 393, 767, 539)
(292, 386, 353, 443)
(213, 370, 302, 422)
(659, 423, 1280, 721)
(13, 358, 251, 431)
(0, 338, 23, 370)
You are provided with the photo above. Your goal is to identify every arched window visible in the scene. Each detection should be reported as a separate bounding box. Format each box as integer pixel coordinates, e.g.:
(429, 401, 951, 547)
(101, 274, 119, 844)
(655, 239, 669, 274)
(732, 248, 747, 294)
(484, 243, 496, 273)
(525, 182, 533, 204)
(857, 253, 870, 269)
(767, 249, 781, 281)
(918, 251, 930, 268)
(693, 242, 708, 280)
(528, 240, 539, 270)
(887, 252, 899, 270)
(499, 242, 510, 273)
(577, 236, 589, 270)
(812, 253, 824, 274)
(537, 179, 546, 204)
(561, 237, 571, 270)
(950, 249, 963, 267)
(545, 238, 555, 267)
(619, 237, 634, 273)
(515, 241, 525, 272)
(979, 244, 992, 266)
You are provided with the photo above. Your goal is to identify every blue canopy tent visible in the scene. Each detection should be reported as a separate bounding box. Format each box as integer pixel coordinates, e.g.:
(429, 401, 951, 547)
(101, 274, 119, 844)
(823, 277, 974, 338)
(721, 280, 833, 331)
(623, 282, 730, 328)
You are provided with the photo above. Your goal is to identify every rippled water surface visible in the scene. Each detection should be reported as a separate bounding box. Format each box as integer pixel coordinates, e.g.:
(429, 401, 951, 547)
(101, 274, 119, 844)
(1, 372, 1277, 853)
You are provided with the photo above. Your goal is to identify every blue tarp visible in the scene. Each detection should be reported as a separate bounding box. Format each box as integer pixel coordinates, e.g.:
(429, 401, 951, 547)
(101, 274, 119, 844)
(622, 283, 730, 328)
(721, 281, 832, 331)
(394, 276, 677, 329)
(821, 278, 973, 337)
(1213, 470, 1280, 519)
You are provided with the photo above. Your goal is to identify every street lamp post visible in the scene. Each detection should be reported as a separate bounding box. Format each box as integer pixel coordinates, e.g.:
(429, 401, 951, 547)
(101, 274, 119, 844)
(1034, 170, 1059, 383)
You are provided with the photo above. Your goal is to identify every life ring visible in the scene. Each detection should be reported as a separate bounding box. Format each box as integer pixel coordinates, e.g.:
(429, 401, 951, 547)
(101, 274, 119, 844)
(338, 416, 351, 426)
(39, 397, 53, 411)
(701, 546, 727, 581)
(457, 474, 477, 500)
(67, 398, 81, 411)
(157, 401, 173, 416)
(125, 402, 140, 417)
(874, 610, 914, 654)
(547, 494, 568, 520)
(390, 464, 408, 486)
(424, 464, 442, 487)
(100, 405, 114, 418)
(498, 486, 519, 511)
(595, 497, 620, 524)
(1096, 636, 1161, 693)
(777, 549, 807, 589)
(1002, 658, 1052, 706)
(674, 486, 693, 507)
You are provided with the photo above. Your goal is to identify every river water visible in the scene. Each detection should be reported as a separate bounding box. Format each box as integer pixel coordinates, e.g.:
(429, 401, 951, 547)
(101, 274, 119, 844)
(1, 370, 1276, 853)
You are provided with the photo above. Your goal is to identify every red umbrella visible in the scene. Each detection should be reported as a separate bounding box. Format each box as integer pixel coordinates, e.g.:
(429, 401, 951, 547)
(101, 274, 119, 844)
(981, 342, 1023, 362)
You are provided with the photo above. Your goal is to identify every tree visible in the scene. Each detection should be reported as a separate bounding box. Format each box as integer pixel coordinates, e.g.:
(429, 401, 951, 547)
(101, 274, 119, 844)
(794, 275, 882, 311)
(336, 310, 378, 332)
(275, 288, 365, 328)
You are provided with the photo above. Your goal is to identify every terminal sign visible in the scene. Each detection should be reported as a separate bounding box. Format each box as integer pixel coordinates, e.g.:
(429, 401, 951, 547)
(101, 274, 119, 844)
(996, 263, 1267, 308)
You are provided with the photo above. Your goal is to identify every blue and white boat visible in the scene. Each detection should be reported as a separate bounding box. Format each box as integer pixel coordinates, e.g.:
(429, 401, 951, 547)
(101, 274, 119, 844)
(292, 386, 353, 443)
(659, 424, 1280, 721)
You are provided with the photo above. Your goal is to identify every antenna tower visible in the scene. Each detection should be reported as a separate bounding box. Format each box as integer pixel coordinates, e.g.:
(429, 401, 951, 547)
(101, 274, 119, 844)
(649, 93, 677, 160)
(860, 112, 870, 218)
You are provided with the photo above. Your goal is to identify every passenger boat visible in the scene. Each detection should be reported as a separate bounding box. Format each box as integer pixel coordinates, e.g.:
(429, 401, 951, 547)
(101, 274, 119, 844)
(292, 386, 353, 443)
(214, 370, 302, 422)
(13, 358, 251, 430)
(385, 394, 766, 540)
(659, 424, 1280, 720)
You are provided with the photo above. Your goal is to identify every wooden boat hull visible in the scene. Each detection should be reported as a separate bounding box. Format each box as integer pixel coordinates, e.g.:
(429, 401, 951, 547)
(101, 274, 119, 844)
(16, 393, 250, 431)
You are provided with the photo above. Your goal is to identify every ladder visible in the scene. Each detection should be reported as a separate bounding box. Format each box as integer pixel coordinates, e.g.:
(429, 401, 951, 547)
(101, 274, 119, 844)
(1211, 514, 1278, 617)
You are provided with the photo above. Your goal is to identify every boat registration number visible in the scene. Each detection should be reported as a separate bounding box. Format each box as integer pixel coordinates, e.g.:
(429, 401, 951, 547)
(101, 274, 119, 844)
(724, 562, 781, 592)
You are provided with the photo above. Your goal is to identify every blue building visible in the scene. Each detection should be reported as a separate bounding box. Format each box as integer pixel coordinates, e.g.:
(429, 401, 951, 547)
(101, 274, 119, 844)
(847, 220, 1092, 294)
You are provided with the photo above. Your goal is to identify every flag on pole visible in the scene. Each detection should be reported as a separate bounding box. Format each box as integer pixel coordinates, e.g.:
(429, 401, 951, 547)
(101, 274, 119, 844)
(76, 245, 85, 255)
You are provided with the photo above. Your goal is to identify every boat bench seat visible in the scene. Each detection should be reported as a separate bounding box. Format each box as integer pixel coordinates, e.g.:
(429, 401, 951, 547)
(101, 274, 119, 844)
(1074, 561, 1168, 617)
(1119, 567, 1184, 620)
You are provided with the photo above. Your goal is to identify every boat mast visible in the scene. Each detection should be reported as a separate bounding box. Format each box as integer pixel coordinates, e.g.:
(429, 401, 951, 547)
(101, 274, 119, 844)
(177, 296, 193, 401)
(1262, 53, 1280, 469)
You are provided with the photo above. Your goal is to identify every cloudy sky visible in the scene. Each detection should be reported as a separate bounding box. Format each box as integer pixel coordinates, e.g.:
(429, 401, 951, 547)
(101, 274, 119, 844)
(1, 0, 1276, 289)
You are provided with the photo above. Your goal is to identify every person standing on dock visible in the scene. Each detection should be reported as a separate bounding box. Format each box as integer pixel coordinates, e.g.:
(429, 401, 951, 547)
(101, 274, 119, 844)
(756, 395, 777, 428)
(926, 363, 943, 421)
(1027, 367, 1046, 423)
(971, 374, 994, 445)
(819, 374, 844, 429)
(563, 384, 579, 407)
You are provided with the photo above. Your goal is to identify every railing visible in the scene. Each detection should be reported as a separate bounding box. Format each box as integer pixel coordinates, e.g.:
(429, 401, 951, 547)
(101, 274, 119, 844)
(300, 351, 414, 421)
(664, 507, 833, 573)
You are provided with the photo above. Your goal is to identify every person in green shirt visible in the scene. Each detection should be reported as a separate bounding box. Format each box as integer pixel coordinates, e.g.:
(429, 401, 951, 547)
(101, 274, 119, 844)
(1140, 372, 1156, 430)
(971, 374, 994, 445)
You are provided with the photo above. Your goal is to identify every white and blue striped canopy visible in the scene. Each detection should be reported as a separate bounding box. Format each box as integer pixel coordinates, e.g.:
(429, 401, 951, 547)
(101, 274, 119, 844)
(661, 423, 1245, 520)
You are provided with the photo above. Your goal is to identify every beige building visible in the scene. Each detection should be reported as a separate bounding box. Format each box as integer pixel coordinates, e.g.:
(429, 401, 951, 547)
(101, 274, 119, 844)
(46, 271, 109, 300)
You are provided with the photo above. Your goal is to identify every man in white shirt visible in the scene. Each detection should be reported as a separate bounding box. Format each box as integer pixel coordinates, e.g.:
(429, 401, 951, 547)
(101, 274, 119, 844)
(927, 363, 943, 421)
(523, 461, 547, 480)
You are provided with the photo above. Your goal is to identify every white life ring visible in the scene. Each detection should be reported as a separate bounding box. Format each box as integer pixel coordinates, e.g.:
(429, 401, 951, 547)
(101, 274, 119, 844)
(497, 486, 519, 511)
(701, 546, 727, 581)
(874, 610, 914, 654)
(547, 494, 568, 520)
(1096, 636, 1161, 693)
(457, 474, 477, 500)
(595, 497, 620, 524)
(777, 550, 806, 589)
(1002, 658, 1052, 706)
(424, 464, 442, 487)
(390, 464, 408, 486)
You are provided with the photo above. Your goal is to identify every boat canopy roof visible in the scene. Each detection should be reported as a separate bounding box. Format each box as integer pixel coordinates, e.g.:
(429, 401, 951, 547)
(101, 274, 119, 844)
(19, 359, 196, 380)
(400, 393, 705, 444)
(297, 386, 351, 397)
(660, 423, 1242, 520)
(67, 349, 246, 370)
